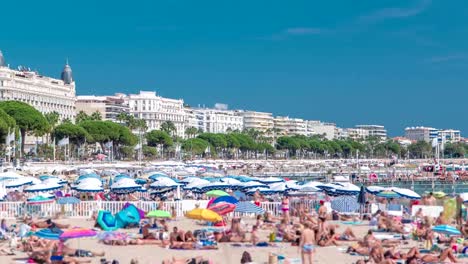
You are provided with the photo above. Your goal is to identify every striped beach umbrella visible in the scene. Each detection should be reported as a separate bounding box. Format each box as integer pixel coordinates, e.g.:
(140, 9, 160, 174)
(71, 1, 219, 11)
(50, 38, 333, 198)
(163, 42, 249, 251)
(432, 225, 461, 236)
(234, 201, 265, 215)
(331, 196, 359, 213)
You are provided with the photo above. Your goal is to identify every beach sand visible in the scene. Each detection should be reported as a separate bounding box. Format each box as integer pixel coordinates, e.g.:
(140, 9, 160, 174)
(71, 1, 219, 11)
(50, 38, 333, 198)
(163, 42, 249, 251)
(0, 218, 404, 264)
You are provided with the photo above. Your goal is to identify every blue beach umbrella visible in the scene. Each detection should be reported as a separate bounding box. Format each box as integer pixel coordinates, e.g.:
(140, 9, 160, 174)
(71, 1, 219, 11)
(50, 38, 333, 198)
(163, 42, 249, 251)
(56, 197, 80, 205)
(212, 196, 239, 205)
(432, 225, 461, 236)
(376, 190, 401, 199)
(35, 228, 63, 240)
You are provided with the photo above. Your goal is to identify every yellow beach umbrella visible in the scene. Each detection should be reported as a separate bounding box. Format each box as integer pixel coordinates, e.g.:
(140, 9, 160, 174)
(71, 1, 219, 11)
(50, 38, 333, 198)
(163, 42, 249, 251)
(185, 208, 222, 222)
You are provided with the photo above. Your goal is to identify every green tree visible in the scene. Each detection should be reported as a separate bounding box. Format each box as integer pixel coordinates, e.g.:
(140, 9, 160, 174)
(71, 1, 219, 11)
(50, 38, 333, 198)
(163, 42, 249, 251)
(182, 138, 210, 156)
(143, 145, 157, 159)
(0, 101, 49, 154)
(160, 121, 177, 137)
(408, 140, 432, 159)
(54, 123, 90, 146)
(90, 111, 102, 121)
(44, 111, 60, 144)
(0, 108, 16, 143)
(185, 127, 199, 139)
(75, 111, 90, 124)
(146, 130, 173, 148)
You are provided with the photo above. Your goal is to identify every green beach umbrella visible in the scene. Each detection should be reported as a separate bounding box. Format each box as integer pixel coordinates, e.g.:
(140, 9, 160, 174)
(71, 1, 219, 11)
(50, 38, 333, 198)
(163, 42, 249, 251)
(206, 190, 229, 197)
(146, 210, 171, 218)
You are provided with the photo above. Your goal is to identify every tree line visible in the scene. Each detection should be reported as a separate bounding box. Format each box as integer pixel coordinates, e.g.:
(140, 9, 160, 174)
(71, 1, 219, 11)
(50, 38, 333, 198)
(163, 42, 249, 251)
(0, 101, 466, 161)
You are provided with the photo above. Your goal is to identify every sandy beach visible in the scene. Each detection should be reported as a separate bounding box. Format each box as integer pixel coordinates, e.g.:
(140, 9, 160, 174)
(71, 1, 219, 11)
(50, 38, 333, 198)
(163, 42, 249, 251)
(0, 217, 390, 264)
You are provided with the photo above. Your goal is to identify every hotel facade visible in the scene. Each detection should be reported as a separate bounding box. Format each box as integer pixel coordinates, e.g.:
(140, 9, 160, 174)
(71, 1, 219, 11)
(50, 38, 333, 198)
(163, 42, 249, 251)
(0, 51, 76, 121)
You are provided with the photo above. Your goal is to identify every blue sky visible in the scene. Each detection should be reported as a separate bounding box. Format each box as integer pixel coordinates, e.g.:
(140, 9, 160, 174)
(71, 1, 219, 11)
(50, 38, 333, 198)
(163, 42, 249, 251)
(1, 0, 467, 136)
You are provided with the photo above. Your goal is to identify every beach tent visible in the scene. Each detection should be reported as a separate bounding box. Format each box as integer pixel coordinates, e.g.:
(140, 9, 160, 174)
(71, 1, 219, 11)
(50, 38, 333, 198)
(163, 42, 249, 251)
(97, 211, 118, 231)
(115, 204, 141, 228)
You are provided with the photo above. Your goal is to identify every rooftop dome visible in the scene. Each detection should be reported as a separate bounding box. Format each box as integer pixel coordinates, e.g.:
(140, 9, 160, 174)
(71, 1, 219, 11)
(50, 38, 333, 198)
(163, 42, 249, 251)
(0, 50, 5, 67)
(61, 60, 73, 84)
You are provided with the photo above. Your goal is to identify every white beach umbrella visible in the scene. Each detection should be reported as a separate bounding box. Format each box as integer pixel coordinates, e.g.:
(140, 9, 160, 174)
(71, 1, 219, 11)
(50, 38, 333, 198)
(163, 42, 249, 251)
(390, 187, 421, 200)
(150, 177, 181, 189)
(239, 181, 268, 190)
(256, 177, 284, 184)
(24, 182, 62, 193)
(366, 186, 386, 194)
(110, 178, 141, 194)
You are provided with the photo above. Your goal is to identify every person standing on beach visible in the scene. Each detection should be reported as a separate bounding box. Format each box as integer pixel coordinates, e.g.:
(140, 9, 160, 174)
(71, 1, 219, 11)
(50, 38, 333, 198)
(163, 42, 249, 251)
(281, 196, 290, 224)
(299, 222, 315, 264)
(427, 192, 436, 206)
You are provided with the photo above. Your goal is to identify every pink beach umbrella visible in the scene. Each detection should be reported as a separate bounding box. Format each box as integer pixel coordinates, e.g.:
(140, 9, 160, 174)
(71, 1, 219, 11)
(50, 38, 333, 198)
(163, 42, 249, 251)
(59, 228, 97, 240)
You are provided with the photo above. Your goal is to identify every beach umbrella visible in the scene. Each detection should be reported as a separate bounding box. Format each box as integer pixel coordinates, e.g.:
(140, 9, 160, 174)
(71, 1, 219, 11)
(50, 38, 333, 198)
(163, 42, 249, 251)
(135, 178, 147, 185)
(195, 182, 230, 192)
(219, 178, 242, 185)
(212, 195, 238, 205)
(357, 186, 366, 204)
(113, 174, 132, 183)
(391, 187, 421, 200)
(24, 182, 62, 193)
(234, 201, 265, 215)
(27, 195, 55, 205)
(60, 228, 97, 240)
(232, 191, 247, 200)
(432, 225, 461, 236)
(239, 181, 268, 190)
(110, 178, 141, 194)
(56, 197, 80, 205)
(208, 202, 236, 215)
(461, 193, 468, 203)
(97, 211, 118, 231)
(74, 183, 104, 193)
(375, 190, 401, 199)
(366, 186, 386, 195)
(245, 187, 280, 195)
(256, 177, 284, 184)
(206, 190, 229, 197)
(148, 172, 169, 181)
(146, 210, 171, 218)
(74, 177, 102, 186)
(185, 208, 222, 222)
(35, 228, 62, 240)
(5, 177, 35, 188)
(149, 177, 181, 190)
(298, 181, 321, 193)
(331, 196, 359, 213)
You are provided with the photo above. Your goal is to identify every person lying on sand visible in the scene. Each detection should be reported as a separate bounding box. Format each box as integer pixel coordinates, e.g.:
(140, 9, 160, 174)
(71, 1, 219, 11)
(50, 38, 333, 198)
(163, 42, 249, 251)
(162, 256, 210, 264)
(27, 218, 70, 229)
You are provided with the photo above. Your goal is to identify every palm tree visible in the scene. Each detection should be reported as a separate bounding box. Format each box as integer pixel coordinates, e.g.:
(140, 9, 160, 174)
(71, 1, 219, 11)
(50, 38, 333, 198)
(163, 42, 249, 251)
(44, 111, 60, 144)
(90, 111, 102, 121)
(75, 111, 89, 124)
(116, 112, 130, 124)
(185, 127, 198, 139)
(161, 121, 177, 137)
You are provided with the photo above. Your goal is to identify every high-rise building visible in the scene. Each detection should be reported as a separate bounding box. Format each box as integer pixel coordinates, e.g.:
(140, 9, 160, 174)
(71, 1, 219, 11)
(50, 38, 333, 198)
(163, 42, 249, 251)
(0, 51, 76, 120)
(125, 91, 186, 137)
(274, 116, 307, 136)
(306, 121, 336, 139)
(355, 125, 387, 139)
(237, 110, 274, 132)
(76, 93, 129, 122)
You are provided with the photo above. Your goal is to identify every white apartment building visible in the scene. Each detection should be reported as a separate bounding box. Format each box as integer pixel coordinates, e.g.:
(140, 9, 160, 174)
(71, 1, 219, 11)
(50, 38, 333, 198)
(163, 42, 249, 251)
(125, 91, 186, 137)
(76, 94, 129, 122)
(345, 128, 370, 140)
(274, 116, 307, 136)
(236, 110, 274, 132)
(438, 129, 461, 143)
(0, 51, 76, 120)
(184, 107, 200, 132)
(355, 125, 387, 139)
(193, 104, 244, 134)
(306, 121, 336, 139)
(404, 127, 438, 142)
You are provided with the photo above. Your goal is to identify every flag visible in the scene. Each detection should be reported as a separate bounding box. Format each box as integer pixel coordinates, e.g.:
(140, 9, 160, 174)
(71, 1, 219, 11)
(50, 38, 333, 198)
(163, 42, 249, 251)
(58, 137, 69, 146)
(431, 137, 438, 148)
(5, 129, 14, 145)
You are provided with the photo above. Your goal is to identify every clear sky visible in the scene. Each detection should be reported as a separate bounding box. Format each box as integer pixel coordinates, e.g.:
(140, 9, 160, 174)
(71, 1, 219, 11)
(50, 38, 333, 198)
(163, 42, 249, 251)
(1, 0, 467, 136)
